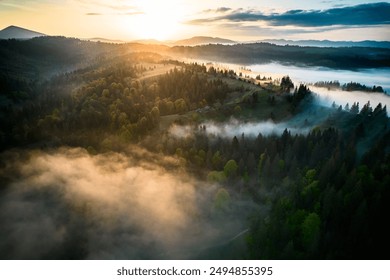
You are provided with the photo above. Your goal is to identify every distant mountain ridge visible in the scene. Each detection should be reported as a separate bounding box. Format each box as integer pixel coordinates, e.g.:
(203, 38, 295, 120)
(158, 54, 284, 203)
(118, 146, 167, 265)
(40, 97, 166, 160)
(0, 25, 46, 40)
(258, 39, 390, 49)
(131, 39, 166, 45)
(87, 37, 126, 44)
(126, 36, 237, 46)
(173, 36, 236, 46)
(170, 42, 390, 69)
(1, 25, 389, 49)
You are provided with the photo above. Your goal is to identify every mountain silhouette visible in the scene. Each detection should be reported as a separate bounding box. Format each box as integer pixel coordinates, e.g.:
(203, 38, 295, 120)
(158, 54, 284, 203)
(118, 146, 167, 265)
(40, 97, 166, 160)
(0, 25, 46, 40)
(173, 36, 236, 46)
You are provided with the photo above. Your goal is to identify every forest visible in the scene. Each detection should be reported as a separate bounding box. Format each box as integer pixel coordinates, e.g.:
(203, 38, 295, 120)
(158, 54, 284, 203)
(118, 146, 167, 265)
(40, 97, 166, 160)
(0, 37, 389, 259)
(170, 42, 390, 69)
(314, 80, 386, 93)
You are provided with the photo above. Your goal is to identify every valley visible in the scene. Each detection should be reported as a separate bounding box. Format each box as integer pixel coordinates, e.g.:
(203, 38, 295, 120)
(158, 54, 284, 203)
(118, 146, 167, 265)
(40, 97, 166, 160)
(0, 35, 389, 260)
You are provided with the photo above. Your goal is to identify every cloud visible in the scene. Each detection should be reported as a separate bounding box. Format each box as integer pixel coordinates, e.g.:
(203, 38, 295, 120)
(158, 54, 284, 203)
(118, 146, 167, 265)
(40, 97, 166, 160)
(216, 7, 232, 13)
(80, 0, 143, 16)
(0, 147, 250, 259)
(210, 22, 330, 38)
(188, 2, 390, 27)
(76, 0, 136, 10)
(312, 87, 390, 114)
(203, 7, 232, 13)
(0, 1, 38, 11)
(85, 11, 143, 16)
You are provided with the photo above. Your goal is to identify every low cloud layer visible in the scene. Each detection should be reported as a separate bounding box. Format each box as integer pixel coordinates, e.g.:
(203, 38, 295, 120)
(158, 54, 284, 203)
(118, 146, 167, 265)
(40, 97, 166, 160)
(312, 86, 390, 115)
(169, 90, 390, 141)
(170, 119, 312, 139)
(0, 148, 249, 259)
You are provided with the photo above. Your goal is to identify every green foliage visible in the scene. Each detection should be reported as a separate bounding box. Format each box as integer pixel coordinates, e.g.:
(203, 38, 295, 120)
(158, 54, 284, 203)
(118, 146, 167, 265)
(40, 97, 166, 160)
(287, 84, 312, 111)
(343, 82, 385, 93)
(224, 159, 238, 178)
(278, 159, 285, 172)
(0, 57, 235, 151)
(174, 98, 187, 113)
(207, 171, 227, 183)
(258, 152, 267, 178)
(301, 213, 321, 252)
(234, 105, 242, 115)
(211, 151, 222, 169)
(301, 180, 319, 198)
(280, 76, 294, 92)
(305, 169, 317, 183)
(214, 188, 231, 211)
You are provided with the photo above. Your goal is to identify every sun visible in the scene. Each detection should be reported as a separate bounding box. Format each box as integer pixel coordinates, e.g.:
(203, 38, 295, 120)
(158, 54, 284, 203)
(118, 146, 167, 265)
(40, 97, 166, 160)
(127, 0, 186, 40)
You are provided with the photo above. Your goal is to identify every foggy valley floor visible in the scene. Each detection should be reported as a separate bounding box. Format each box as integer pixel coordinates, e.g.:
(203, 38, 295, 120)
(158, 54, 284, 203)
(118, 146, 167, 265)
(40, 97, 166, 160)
(0, 37, 390, 259)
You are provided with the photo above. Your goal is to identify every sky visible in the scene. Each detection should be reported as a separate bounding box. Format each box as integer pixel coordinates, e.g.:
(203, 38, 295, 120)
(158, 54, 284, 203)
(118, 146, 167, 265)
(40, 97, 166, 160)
(0, 0, 390, 41)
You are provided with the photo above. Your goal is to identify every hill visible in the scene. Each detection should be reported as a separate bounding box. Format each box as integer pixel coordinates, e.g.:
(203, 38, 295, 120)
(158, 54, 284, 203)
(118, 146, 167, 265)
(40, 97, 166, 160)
(259, 39, 390, 49)
(87, 37, 126, 44)
(0, 36, 121, 80)
(173, 36, 236, 46)
(169, 43, 390, 69)
(131, 39, 166, 45)
(0, 25, 45, 40)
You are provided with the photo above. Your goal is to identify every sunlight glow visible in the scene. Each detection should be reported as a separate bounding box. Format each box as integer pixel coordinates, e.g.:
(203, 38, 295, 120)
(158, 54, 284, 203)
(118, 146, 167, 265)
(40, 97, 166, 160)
(126, 0, 187, 40)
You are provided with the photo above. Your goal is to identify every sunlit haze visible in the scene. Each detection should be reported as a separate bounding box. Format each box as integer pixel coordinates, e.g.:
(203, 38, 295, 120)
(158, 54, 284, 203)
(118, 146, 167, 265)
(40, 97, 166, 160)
(1, 0, 389, 41)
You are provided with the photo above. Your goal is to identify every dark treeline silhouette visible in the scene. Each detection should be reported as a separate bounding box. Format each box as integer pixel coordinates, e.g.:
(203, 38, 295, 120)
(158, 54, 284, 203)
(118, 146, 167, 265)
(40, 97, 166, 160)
(170, 43, 390, 70)
(314, 80, 386, 93)
(342, 82, 385, 93)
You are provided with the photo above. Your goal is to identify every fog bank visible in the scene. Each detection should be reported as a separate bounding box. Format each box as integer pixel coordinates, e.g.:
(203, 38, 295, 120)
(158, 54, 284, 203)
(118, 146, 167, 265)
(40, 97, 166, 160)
(250, 63, 390, 93)
(170, 118, 312, 139)
(0, 148, 250, 259)
(312, 86, 390, 115)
